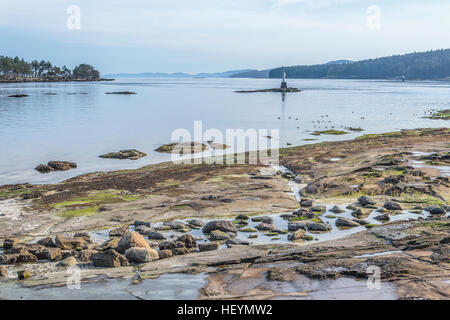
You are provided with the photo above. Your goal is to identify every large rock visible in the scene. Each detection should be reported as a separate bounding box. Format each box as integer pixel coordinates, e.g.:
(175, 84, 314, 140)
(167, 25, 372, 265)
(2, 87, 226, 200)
(358, 196, 376, 206)
(134, 220, 151, 228)
(99, 149, 146, 160)
(37, 237, 55, 247)
(54, 236, 86, 250)
(35, 164, 54, 173)
(116, 232, 150, 254)
(384, 201, 403, 211)
(158, 250, 173, 259)
(125, 247, 159, 263)
(35, 248, 62, 261)
(0, 266, 7, 277)
(202, 220, 237, 234)
(335, 217, 360, 228)
(47, 161, 77, 171)
(0, 252, 38, 264)
(134, 225, 152, 235)
(91, 249, 129, 267)
(300, 200, 314, 207)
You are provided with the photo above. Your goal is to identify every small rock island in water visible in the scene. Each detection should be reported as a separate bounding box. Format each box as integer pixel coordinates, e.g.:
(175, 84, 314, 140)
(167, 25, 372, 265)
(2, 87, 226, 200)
(235, 71, 300, 93)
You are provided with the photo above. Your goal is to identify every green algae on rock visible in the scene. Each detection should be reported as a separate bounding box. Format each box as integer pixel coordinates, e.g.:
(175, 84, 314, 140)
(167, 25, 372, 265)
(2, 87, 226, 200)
(155, 141, 209, 154)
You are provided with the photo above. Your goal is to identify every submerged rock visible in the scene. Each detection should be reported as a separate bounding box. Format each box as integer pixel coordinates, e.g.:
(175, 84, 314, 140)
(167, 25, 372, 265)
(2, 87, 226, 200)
(99, 149, 147, 160)
(105, 91, 136, 95)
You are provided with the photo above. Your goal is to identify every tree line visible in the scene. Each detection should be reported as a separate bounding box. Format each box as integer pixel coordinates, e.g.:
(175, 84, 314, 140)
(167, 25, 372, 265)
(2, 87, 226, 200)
(269, 49, 450, 80)
(0, 55, 100, 80)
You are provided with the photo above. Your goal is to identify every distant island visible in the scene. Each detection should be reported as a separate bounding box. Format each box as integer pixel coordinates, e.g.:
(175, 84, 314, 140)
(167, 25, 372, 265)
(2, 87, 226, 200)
(0, 55, 112, 83)
(90, 48, 450, 81)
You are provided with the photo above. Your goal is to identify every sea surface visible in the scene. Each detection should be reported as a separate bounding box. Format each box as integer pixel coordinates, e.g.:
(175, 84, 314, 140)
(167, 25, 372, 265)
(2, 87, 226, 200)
(0, 78, 449, 185)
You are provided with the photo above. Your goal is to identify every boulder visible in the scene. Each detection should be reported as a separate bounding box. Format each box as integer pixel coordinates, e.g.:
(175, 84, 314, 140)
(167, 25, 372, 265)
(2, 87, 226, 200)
(0, 252, 38, 264)
(116, 232, 150, 254)
(57, 256, 77, 267)
(235, 214, 249, 220)
(311, 205, 326, 213)
(54, 236, 86, 250)
(79, 250, 97, 262)
(209, 230, 232, 241)
(287, 229, 306, 241)
(91, 249, 129, 267)
(47, 161, 77, 171)
(35, 248, 62, 261)
(384, 201, 403, 211)
(300, 200, 314, 207)
(198, 243, 219, 252)
(358, 196, 376, 206)
(109, 226, 129, 238)
(125, 247, 159, 263)
(176, 234, 197, 249)
(99, 149, 146, 160)
(158, 250, 173, 259)
(335, 217, 360, 228)
(429, 207, 446, 215)
(148, 232, 166, 240)
(158, 241, 185, 251)
(98, 237, 120, 251)
(163, 221, 187, 230)
(329, 205, 345, 214)
(37, 237, 55, 247)
(2, 239, 19, 250)
(351, 208, 371, 218)
(202, 220, 237, 234)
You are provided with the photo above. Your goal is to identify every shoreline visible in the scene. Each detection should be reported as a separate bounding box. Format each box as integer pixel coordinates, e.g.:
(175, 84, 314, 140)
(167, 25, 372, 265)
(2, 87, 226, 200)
(0, 78, 115, 84)
(0, 127, 449, 299)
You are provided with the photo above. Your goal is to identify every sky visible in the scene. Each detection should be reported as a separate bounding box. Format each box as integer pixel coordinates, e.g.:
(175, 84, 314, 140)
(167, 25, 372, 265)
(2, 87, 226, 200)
(0, 0, 449, 74)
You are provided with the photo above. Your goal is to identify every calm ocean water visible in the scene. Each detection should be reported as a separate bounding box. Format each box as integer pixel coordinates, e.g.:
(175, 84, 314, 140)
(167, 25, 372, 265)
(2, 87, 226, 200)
(0, 78, 449, 185)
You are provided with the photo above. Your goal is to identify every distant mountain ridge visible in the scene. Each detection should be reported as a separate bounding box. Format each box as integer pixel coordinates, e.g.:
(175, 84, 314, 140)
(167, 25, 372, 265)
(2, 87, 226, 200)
(104, 69, 254, 79)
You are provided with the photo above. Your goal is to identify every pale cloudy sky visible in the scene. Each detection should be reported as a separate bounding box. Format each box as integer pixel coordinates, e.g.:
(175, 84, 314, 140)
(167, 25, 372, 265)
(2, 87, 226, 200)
(0, 0, 449, 74)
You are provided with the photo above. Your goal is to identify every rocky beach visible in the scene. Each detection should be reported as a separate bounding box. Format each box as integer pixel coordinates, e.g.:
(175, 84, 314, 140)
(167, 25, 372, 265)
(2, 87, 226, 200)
(0, 127, 448, 300)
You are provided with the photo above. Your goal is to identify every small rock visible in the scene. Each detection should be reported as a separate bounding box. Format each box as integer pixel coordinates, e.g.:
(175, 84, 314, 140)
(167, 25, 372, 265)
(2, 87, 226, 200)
(306, 222, 331, 232)
(37, 237, 55, 247)
(287, 229, 306, 241)
(54, 235, 86, 250)
(2, 239, 19, 250)
(358, 196, 376, 206)
(164, 221, 187, 230)
(109, 226, 129, 238)
(148, 232, 166, 240)
(352, 218, 368, 225)
(209, 230, 232, 241)
(158, 250, 173, 259)
(225, 239, 250, 247)
(384, 201, 403, 211)
(188, 219, 205, 228)
(310, 205, 326, 213)
(135, 225, 152, 235)
(36, 248, 62, 261)
(198, 243, 219, 252)
(176, 234, 197, 249)
(374, 214, 390, 222)
(0, 266, 7, 277)
(300, 200, 314, 207)
(335, 217, 360, 228)
(17, 270, 31, 280)
(288, 221, 308, 231)
(329, 205, 345, 214)
(125, 247, 159, 263)
(134, 220, 151, 228)
(235, 214, 249, 220)
(57, 256, 77, 267)
(99, 149, 146, 160)
(255, 223, 276, 231)
(47, 161, 77, 171)
(172, 247, 190, 255)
